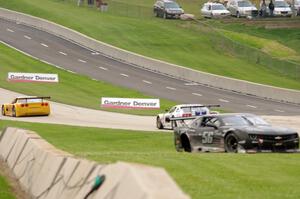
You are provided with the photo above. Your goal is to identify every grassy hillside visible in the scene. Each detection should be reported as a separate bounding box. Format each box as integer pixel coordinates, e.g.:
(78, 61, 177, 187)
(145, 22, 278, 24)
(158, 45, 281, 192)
(0, 175, 15, 199)
(1, 120, 300, 199)
(0, 43, 176, 115)
(0, 0, 299, 89)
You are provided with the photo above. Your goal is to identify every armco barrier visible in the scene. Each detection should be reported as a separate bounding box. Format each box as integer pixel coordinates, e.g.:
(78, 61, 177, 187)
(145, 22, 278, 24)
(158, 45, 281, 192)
(0, 7, 299, 104)
(0, 127, 190, 199)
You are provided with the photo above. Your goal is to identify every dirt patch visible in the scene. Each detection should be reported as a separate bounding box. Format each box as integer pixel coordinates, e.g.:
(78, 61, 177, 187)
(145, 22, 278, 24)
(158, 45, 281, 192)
(0, 159, 31, 199)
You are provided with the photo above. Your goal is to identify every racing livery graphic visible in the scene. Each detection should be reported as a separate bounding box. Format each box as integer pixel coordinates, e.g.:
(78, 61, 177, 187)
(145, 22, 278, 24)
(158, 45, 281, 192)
(173, 113, 299, 153)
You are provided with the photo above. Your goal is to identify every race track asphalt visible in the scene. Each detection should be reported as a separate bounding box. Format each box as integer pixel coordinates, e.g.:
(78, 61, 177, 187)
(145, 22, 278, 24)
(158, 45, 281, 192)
(1, 88, 300, 133)
(0, 18, 300, 116)
(0, 88, 158, 131)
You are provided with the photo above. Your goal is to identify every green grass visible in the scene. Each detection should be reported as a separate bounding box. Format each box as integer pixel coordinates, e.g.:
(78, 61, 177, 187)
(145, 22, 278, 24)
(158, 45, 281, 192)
(212, 20, 300, 55)
(0, 43, 176, 115)
(0, 0, 299, 89)
(1, 120, 300, 199)
(0, 174, 15, 199)
(220, 29, 299, 60)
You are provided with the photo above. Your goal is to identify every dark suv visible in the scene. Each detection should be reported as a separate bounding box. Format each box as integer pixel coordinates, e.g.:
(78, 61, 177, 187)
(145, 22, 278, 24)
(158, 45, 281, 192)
(153, 0, 184, 19)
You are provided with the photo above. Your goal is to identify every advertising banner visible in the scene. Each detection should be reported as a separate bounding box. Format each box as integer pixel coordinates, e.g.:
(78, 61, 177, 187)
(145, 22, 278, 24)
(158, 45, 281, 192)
(7, 72, 59, 83)
(101, 97, 160, 109)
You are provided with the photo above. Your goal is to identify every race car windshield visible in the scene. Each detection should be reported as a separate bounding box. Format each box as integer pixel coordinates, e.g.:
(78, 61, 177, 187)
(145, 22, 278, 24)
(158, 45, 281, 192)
(181, 107, 208, 114)
(26, 98, 43, 103)
(238, 1, 252, 7)
(222, 116, 250, 126)
(212, 4, 227, 10)
(243, 116, 270, 126)
(165, 2, 180, 8)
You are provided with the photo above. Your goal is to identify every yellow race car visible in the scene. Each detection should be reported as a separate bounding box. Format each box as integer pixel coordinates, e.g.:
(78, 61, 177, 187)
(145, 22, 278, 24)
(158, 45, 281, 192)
(1, 96, 51, 117)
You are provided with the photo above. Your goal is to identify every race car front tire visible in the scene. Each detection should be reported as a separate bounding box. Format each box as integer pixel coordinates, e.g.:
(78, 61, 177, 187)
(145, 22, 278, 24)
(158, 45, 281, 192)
(225, 133, 239, 153)
(12, 106, 16, 117)
(156, 117, 164, 129)
(1, 106, 5, 116)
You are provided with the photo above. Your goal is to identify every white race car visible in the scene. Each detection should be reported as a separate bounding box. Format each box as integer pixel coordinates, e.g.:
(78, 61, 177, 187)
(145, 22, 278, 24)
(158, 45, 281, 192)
(156, 104, 219, 129)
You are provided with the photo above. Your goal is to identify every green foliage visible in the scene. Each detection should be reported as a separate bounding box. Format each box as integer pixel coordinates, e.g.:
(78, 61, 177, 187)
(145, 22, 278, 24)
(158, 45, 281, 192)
(0, 175, 15, 199)
(0, 0, 299, 89)
(0, 43, 176, 115)
(1, 120, 300, 199)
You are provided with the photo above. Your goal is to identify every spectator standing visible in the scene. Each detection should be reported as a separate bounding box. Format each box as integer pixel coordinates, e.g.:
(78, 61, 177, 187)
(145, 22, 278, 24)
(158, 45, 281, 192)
(260, 0, 267, 17)
(88, 0, 94, 7)
(269, 0, 275, 16)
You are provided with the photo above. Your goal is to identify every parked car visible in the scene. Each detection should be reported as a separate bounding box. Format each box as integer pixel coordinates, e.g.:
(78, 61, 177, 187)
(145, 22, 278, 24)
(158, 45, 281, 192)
(156, 104, 219, 130)
(2, 96, 51, 117)
(294, 0, 300, 15)
(201, 2, 231, 18)
(273, 0, 293, 16)
(260, 0, 292, 16)
(173, 113, 299, 153)
(153, 0, 184, 19)
(227, 0, 258, 17)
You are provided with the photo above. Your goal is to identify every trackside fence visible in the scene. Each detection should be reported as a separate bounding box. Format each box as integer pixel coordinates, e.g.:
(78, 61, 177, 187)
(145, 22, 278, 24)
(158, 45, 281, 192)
(67, 0, 300, 81)
(66, 0, 153, 19)
(195, 20, 300, 81)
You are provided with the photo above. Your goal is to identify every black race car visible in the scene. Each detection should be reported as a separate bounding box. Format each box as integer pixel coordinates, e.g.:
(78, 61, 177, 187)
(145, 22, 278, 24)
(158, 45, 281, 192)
(173, 113, 299, 153)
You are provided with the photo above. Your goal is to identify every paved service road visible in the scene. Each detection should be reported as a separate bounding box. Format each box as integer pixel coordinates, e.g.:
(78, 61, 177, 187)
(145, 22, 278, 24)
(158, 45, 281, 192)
(1, 88, 299, 133)
(0, 88, 157, 131)
(0, 18, 300, 115)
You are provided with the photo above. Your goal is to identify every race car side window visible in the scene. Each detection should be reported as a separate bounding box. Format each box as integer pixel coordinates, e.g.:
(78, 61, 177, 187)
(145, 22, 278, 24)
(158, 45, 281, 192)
(200, 116, 220, 127)
(207, 117, 221, 128)
(191, 118, 202, 128)
(169, 107, 176, 113)
(16, 99, 26, 104)
(201, 117, 212, 127)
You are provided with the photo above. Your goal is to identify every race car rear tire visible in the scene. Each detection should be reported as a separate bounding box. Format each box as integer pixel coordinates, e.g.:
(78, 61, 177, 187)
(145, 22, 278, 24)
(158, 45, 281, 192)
(12, 106, 16, 117)
(225, 133, 239, 153)
(181, 134, 191, 152)
(156, 117, 164, 129)
(1, 106, 5, 116)
(171, 121, 177, 130)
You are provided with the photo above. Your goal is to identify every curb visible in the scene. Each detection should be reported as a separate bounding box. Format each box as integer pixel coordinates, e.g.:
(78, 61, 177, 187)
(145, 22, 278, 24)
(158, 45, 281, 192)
(0, 127, 190, 199)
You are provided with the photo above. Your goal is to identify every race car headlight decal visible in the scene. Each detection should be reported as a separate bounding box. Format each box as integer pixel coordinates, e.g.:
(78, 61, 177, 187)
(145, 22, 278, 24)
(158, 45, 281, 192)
(249, 134, 257, 141)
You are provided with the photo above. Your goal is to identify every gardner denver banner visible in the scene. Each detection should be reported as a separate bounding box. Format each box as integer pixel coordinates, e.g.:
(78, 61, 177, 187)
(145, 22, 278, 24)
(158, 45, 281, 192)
(7, 72, 59, 83)
(101, 97, 160, 109)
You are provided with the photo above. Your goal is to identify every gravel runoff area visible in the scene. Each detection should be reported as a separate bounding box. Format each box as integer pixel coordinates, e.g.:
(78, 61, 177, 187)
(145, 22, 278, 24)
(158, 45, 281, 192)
(0, 87, 299, 133)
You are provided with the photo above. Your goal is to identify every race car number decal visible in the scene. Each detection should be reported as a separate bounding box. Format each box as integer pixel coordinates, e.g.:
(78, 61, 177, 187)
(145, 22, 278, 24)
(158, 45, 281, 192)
(202, 131, 214, 144)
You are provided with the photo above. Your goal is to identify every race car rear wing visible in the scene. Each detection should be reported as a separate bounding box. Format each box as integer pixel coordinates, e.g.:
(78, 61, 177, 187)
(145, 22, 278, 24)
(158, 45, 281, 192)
(202, 104, 221, 108)
(16, 96, 51, 100)
(169, 116, 197, 121)
(168, 116, 197, 128)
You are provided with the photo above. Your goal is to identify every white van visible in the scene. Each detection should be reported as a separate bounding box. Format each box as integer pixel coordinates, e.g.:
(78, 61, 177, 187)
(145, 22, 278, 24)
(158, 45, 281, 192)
(227, 0, 258, 17)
